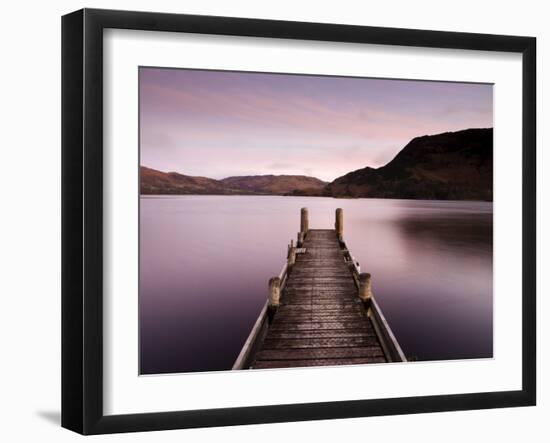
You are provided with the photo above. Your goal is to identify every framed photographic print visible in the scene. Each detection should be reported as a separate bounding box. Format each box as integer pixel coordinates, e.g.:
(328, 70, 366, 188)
(61, 8, 536, 434)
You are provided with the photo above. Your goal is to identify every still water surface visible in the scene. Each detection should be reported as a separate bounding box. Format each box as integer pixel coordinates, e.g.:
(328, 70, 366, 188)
(140, 196, 493, 374)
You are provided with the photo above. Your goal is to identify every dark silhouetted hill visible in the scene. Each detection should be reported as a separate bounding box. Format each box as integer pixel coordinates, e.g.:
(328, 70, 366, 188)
(325, 128, 493, 201)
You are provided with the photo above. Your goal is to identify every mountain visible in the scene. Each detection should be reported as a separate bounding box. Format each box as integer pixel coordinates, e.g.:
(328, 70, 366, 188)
(140, 167, 326, 196)
(221, 175, 326, 195)
(325, 128, 493, 201)
(140, 166, 244, 195)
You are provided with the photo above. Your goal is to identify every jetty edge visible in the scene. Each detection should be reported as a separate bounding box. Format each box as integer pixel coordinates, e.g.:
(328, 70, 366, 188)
(233, 208, 406, 370)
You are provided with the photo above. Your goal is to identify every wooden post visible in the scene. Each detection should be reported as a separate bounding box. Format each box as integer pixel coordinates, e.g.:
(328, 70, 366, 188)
(287, 239, 294, 260)
(335, 208, 343, 241)
(358, 273, 373, 302)
(300, 207, 309, 234)
(297, 231, 305, 248)
(268, 276, 281, 308)
(287, 242, 296, 267)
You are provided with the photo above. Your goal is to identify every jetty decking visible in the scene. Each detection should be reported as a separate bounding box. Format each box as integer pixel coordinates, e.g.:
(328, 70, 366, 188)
(233, 208, 406, 370)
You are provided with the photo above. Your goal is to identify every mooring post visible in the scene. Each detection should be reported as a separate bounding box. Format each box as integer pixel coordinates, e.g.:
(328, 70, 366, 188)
(298, 207, 309, 247)
(287, 241, 296, 267)
(268, 276, 281, 308)
(300, 207, 309, 234)
(335, 208, 343, 241)
(358, 273, 373, 302)
(297, 231, 305, 247)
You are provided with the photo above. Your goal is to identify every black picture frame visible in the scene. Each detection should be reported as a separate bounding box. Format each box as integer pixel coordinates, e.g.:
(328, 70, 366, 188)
(61, 8, 536, 435)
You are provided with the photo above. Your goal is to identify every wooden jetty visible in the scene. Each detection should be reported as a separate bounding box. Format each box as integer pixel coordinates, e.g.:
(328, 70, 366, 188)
(233, 208, 406, 370)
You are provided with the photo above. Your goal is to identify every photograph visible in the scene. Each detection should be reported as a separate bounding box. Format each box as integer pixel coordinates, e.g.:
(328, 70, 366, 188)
(138, 67, 494, 374)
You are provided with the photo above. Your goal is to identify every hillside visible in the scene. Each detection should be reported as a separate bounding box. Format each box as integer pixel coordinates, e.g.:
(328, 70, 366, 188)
(140, 167, 326, 196)
(140, 166, 244, 195)
(220, 175, 326, 195)
(325, 128, 493, 201)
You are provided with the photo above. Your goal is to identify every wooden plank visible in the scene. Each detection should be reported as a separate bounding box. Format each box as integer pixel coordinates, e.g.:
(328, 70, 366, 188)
(283, 289, 355, 294)
(271, 313, 368, 323)
(295, 278, 355, 281)
(283, 290, 357, 297)
(283, 293, 356, 299)
(274, 311, 367, 319)
(265, 329, 378, 339)
(281, 302, 357, 306)
(285, 281, 356, 287)
(281, 298, 358, 306)
(269, 321, 374, 331)
(283, 286, 356, 292)
(278, 312, 366, 319)
(277, 303, 362, 311)
(255, 347, 385, 361)
(262, 336, 381, 349)
(279, 305, 362, 312)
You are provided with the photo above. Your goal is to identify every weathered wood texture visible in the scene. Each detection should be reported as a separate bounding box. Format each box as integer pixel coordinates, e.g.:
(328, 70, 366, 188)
(250, 229, 386, 369)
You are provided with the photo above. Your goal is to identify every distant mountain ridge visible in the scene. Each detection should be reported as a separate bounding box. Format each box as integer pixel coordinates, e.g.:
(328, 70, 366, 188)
(141, 128, 493, 201)
(140, 167, 327, 196)
(140, 166, 242, 195)
(221, 175, 326, 195)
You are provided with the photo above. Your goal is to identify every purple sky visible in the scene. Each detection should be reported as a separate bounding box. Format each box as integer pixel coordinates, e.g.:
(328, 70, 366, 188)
(140, 68, 493, 182)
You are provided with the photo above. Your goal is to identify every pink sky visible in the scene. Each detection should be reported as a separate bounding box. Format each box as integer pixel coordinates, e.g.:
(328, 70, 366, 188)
(140, 68, 493, 181)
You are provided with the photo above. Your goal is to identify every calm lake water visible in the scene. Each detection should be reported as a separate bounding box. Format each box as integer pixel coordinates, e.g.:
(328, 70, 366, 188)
(140, 196, 493, 374)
